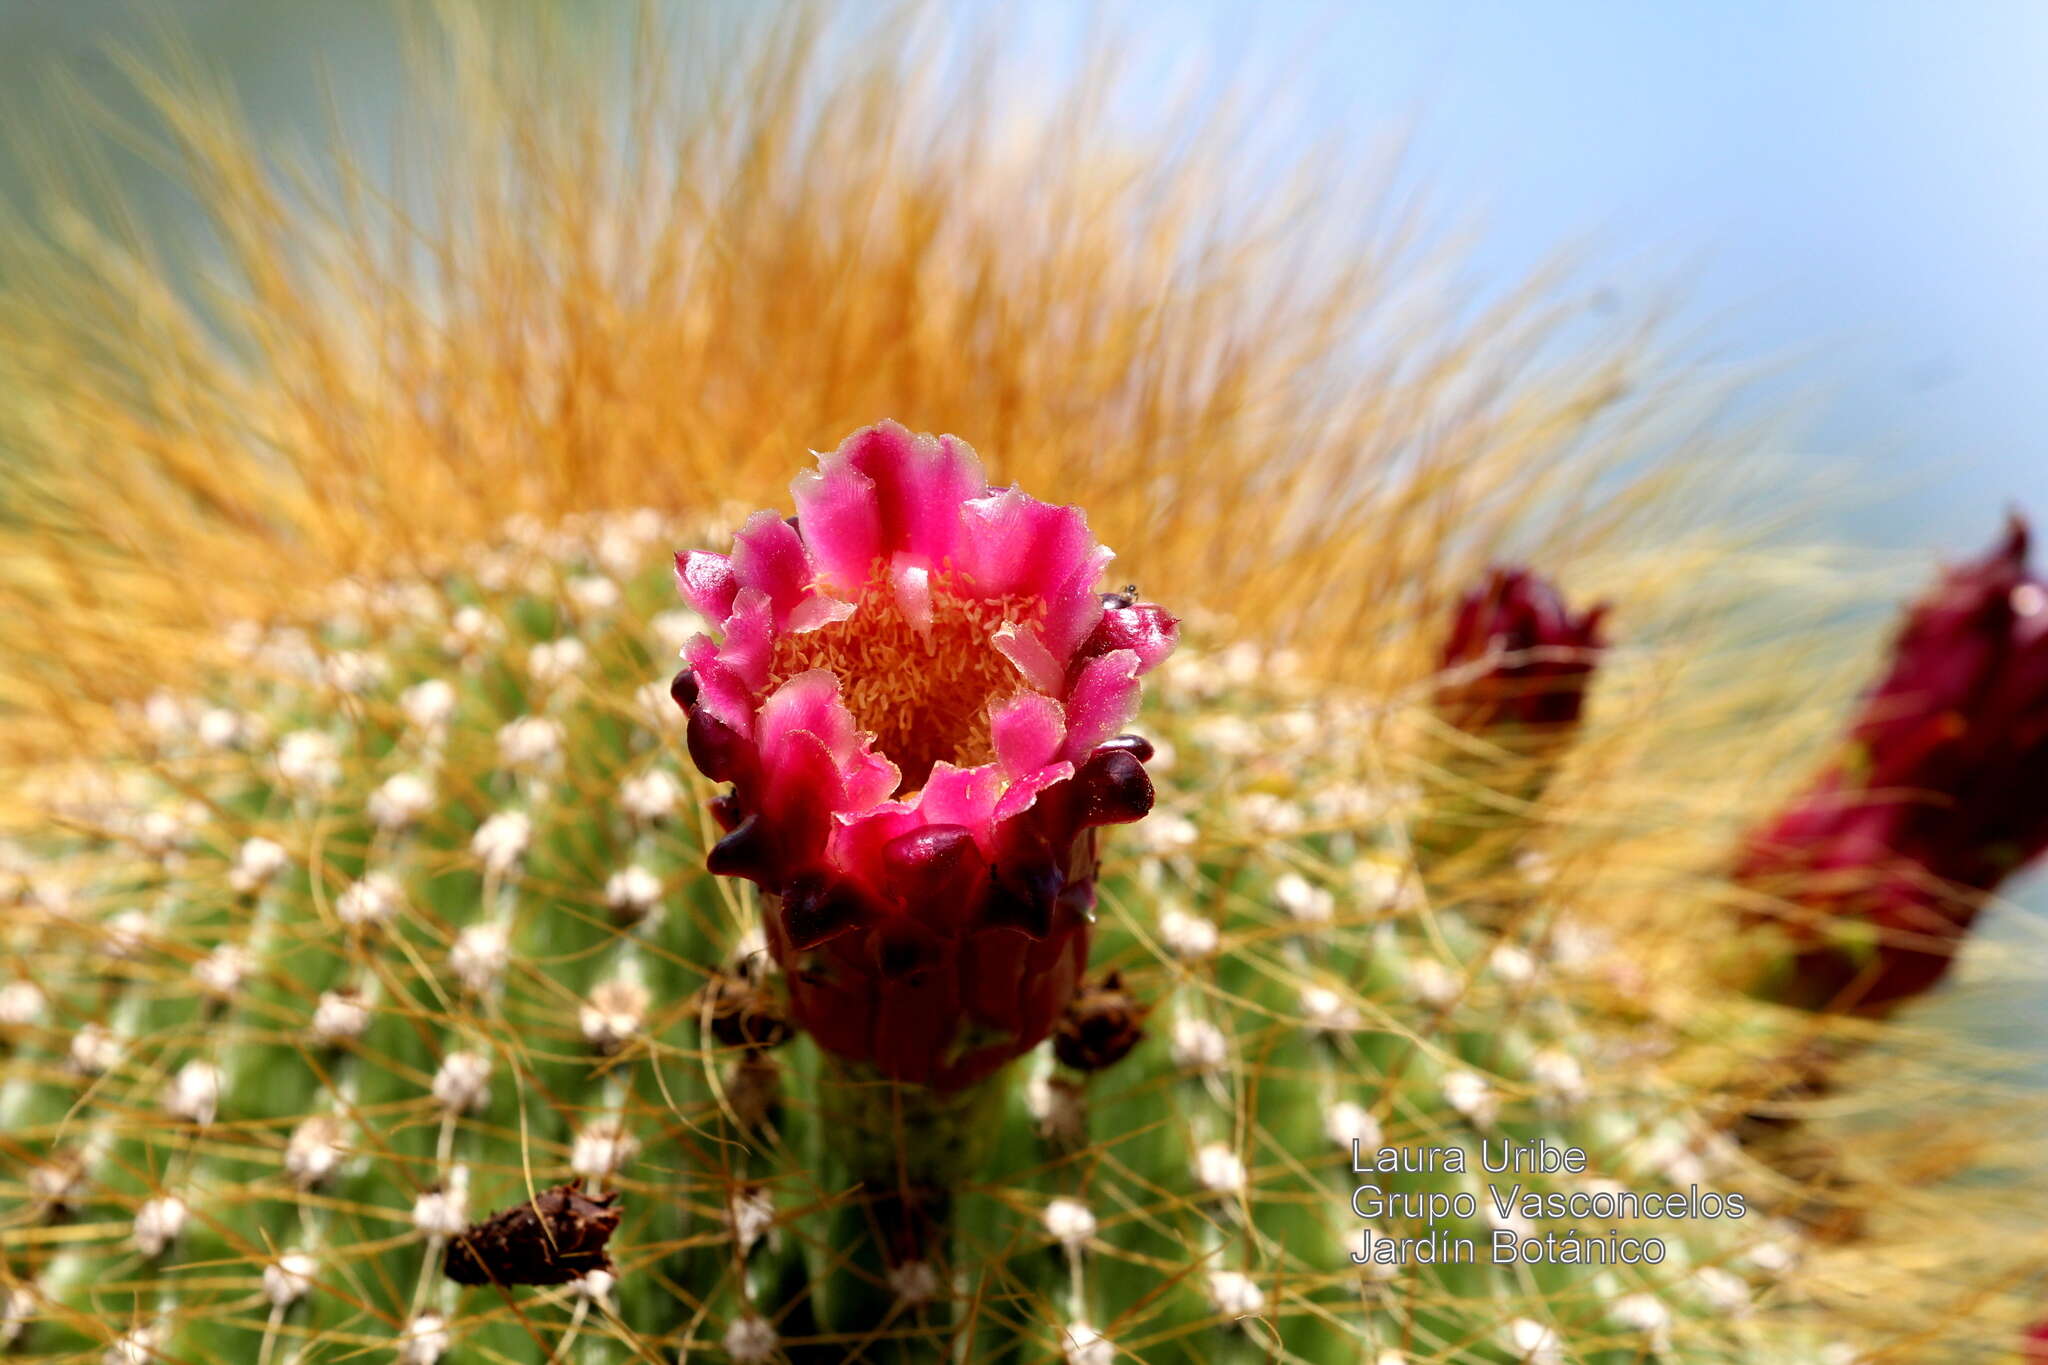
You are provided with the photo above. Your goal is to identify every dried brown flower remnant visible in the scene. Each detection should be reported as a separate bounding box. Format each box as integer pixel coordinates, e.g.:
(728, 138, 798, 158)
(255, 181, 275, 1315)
(696, 969, 795, 1051)
(442, 1185, 621, 1287)
(1053, 971, 1148, 1072)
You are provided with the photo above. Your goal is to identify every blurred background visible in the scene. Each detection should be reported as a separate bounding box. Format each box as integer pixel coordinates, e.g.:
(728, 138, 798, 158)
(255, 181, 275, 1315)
(3, 0, 2045, 1016)
(6, 0, 2044, 549)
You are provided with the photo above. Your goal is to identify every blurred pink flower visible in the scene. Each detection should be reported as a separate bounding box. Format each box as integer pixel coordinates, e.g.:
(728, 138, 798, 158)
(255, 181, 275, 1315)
(1738, 515, 2048, 1012)
(1437, 567, 1607, 734)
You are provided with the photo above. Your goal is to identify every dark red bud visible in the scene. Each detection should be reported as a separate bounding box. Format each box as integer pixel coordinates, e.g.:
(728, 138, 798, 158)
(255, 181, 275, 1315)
(708, 792, 744, 833)
(1075, 748, 1154, 827)
(781, 877, 870, 950)
(707, 813, 775, 882)
(881, 824, 986, 919)
(686, 707, 745, 783)
(670, 666, 699, 710)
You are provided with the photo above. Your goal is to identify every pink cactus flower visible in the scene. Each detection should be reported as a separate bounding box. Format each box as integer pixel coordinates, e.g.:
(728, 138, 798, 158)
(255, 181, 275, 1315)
(1738, 515, 2048, 1012)
(671, 422, 1177, 1088)
(1437, 567, 1608, 735)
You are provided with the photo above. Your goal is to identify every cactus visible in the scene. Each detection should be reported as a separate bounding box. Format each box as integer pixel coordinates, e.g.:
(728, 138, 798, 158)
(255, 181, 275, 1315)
(0, 7, 2042, 1361)
(0, 505, 1875, 1363)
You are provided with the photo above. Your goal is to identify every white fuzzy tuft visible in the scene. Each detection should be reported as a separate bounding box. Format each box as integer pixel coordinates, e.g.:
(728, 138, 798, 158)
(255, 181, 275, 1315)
(264, 1252, 319, 1307)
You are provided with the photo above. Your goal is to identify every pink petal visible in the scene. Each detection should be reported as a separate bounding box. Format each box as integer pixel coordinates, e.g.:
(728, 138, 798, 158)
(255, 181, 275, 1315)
(1039, 544, 1116, 662)
(717, 589, 776, 691)
(791, 421, 986, 590)
(990, 693, 1065, 778)
(915, 762, 1003, 842)
(731, 510, 819, 630)
(958, 489, 1095, 603)
(1061, 649, 1143, 761)
(674, 550, 738, 621)
(1083, 603, 1180, 674)
(684, 633, 754, 735)
(757, 670, 900, 813)
(993, 621, 1064, 692)
(993, 761, 1074, 824)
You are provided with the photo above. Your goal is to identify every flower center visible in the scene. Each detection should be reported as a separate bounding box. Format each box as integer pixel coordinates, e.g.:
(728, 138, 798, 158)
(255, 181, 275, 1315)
(767, 572, 1036, 793)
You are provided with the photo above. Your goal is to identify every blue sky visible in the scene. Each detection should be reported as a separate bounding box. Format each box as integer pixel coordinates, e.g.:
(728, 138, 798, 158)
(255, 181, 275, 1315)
(1123, 0, 2048, 550)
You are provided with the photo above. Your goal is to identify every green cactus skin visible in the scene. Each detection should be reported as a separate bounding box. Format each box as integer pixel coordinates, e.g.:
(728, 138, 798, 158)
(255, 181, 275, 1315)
(0, 513, 1841, 1364)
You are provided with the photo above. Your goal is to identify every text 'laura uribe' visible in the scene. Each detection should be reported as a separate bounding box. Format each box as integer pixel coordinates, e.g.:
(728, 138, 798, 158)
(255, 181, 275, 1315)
(1347, 1139, 1747, 1267)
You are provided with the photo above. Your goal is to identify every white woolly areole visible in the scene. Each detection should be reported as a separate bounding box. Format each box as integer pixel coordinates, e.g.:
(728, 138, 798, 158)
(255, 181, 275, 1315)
(312, 990, 372, 1043)
(1158, 905, 1220, 959)
(567, 575, 621, 614)
(650, 609, 705, 654)
(0, 981, 45, 1028)
(604, 864, 663, 918)
(1692, 1266, 1751, 1314)
(1061, 1322, 1116, 1365)
(396, 1313, 451, 1365)
(1274, 872, 1335, 924)
(1206, 1269, 1266, 1318)
(196, 707, 243, 750)
(1488, 943, 1537, 986)
(194, 944, 255, 999)
(102, 909, 152, 960)
(443, 605, 501, 655)
(1529, 1047, 1588, 1103)
(411, 1165, 470, 1237)
(471, 811, 532, 876)
(1299, 984, 1362, 1034)
(131, 1196, 187, 1257)
(1406, 958, 1460, 1008)
(1193, 1142, 1248, 1195)
(1136, 811, 1197, 853)
(369, 772, 435, 831)
(133, 807, 197, 859)
(1169, 1016, 1228, 1072)
(2, 1285, 37, 1347)
(229, 836, 290, 894)
(401, 678, 458, 730)
(451, 921, 511, 994)
(264, 1251, 318, 1307)
(1042, 1196, 1097, 1249)
(1505, 1317, 1562, 1364)
(431, 1051, 492, 1113)
(1611, 1292, 1672, 1334)
(1440, 1070, 1497, 1124)
(724, 1186, 776, 1254)
(888, 1260, 941, 1304)
(497, 715, 566, 771)
(285, 1116, 349, 1188)
(164, 1059, 222, 1125)
(274, 731, 341, 794)
(580, 978, 651, 1054)
(618, 770, 682, 823)
(721, 1314, 779, 1363)
(527, 638, 589, 688)
(571, 1118, 641, 1180)
(337, 872, 404, 928)
(103, 1325, 161, 1365)
(70, 1023, 123, 1076)
(1324, 1100, 1381, 1150)
(635, 680, 682, 728)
